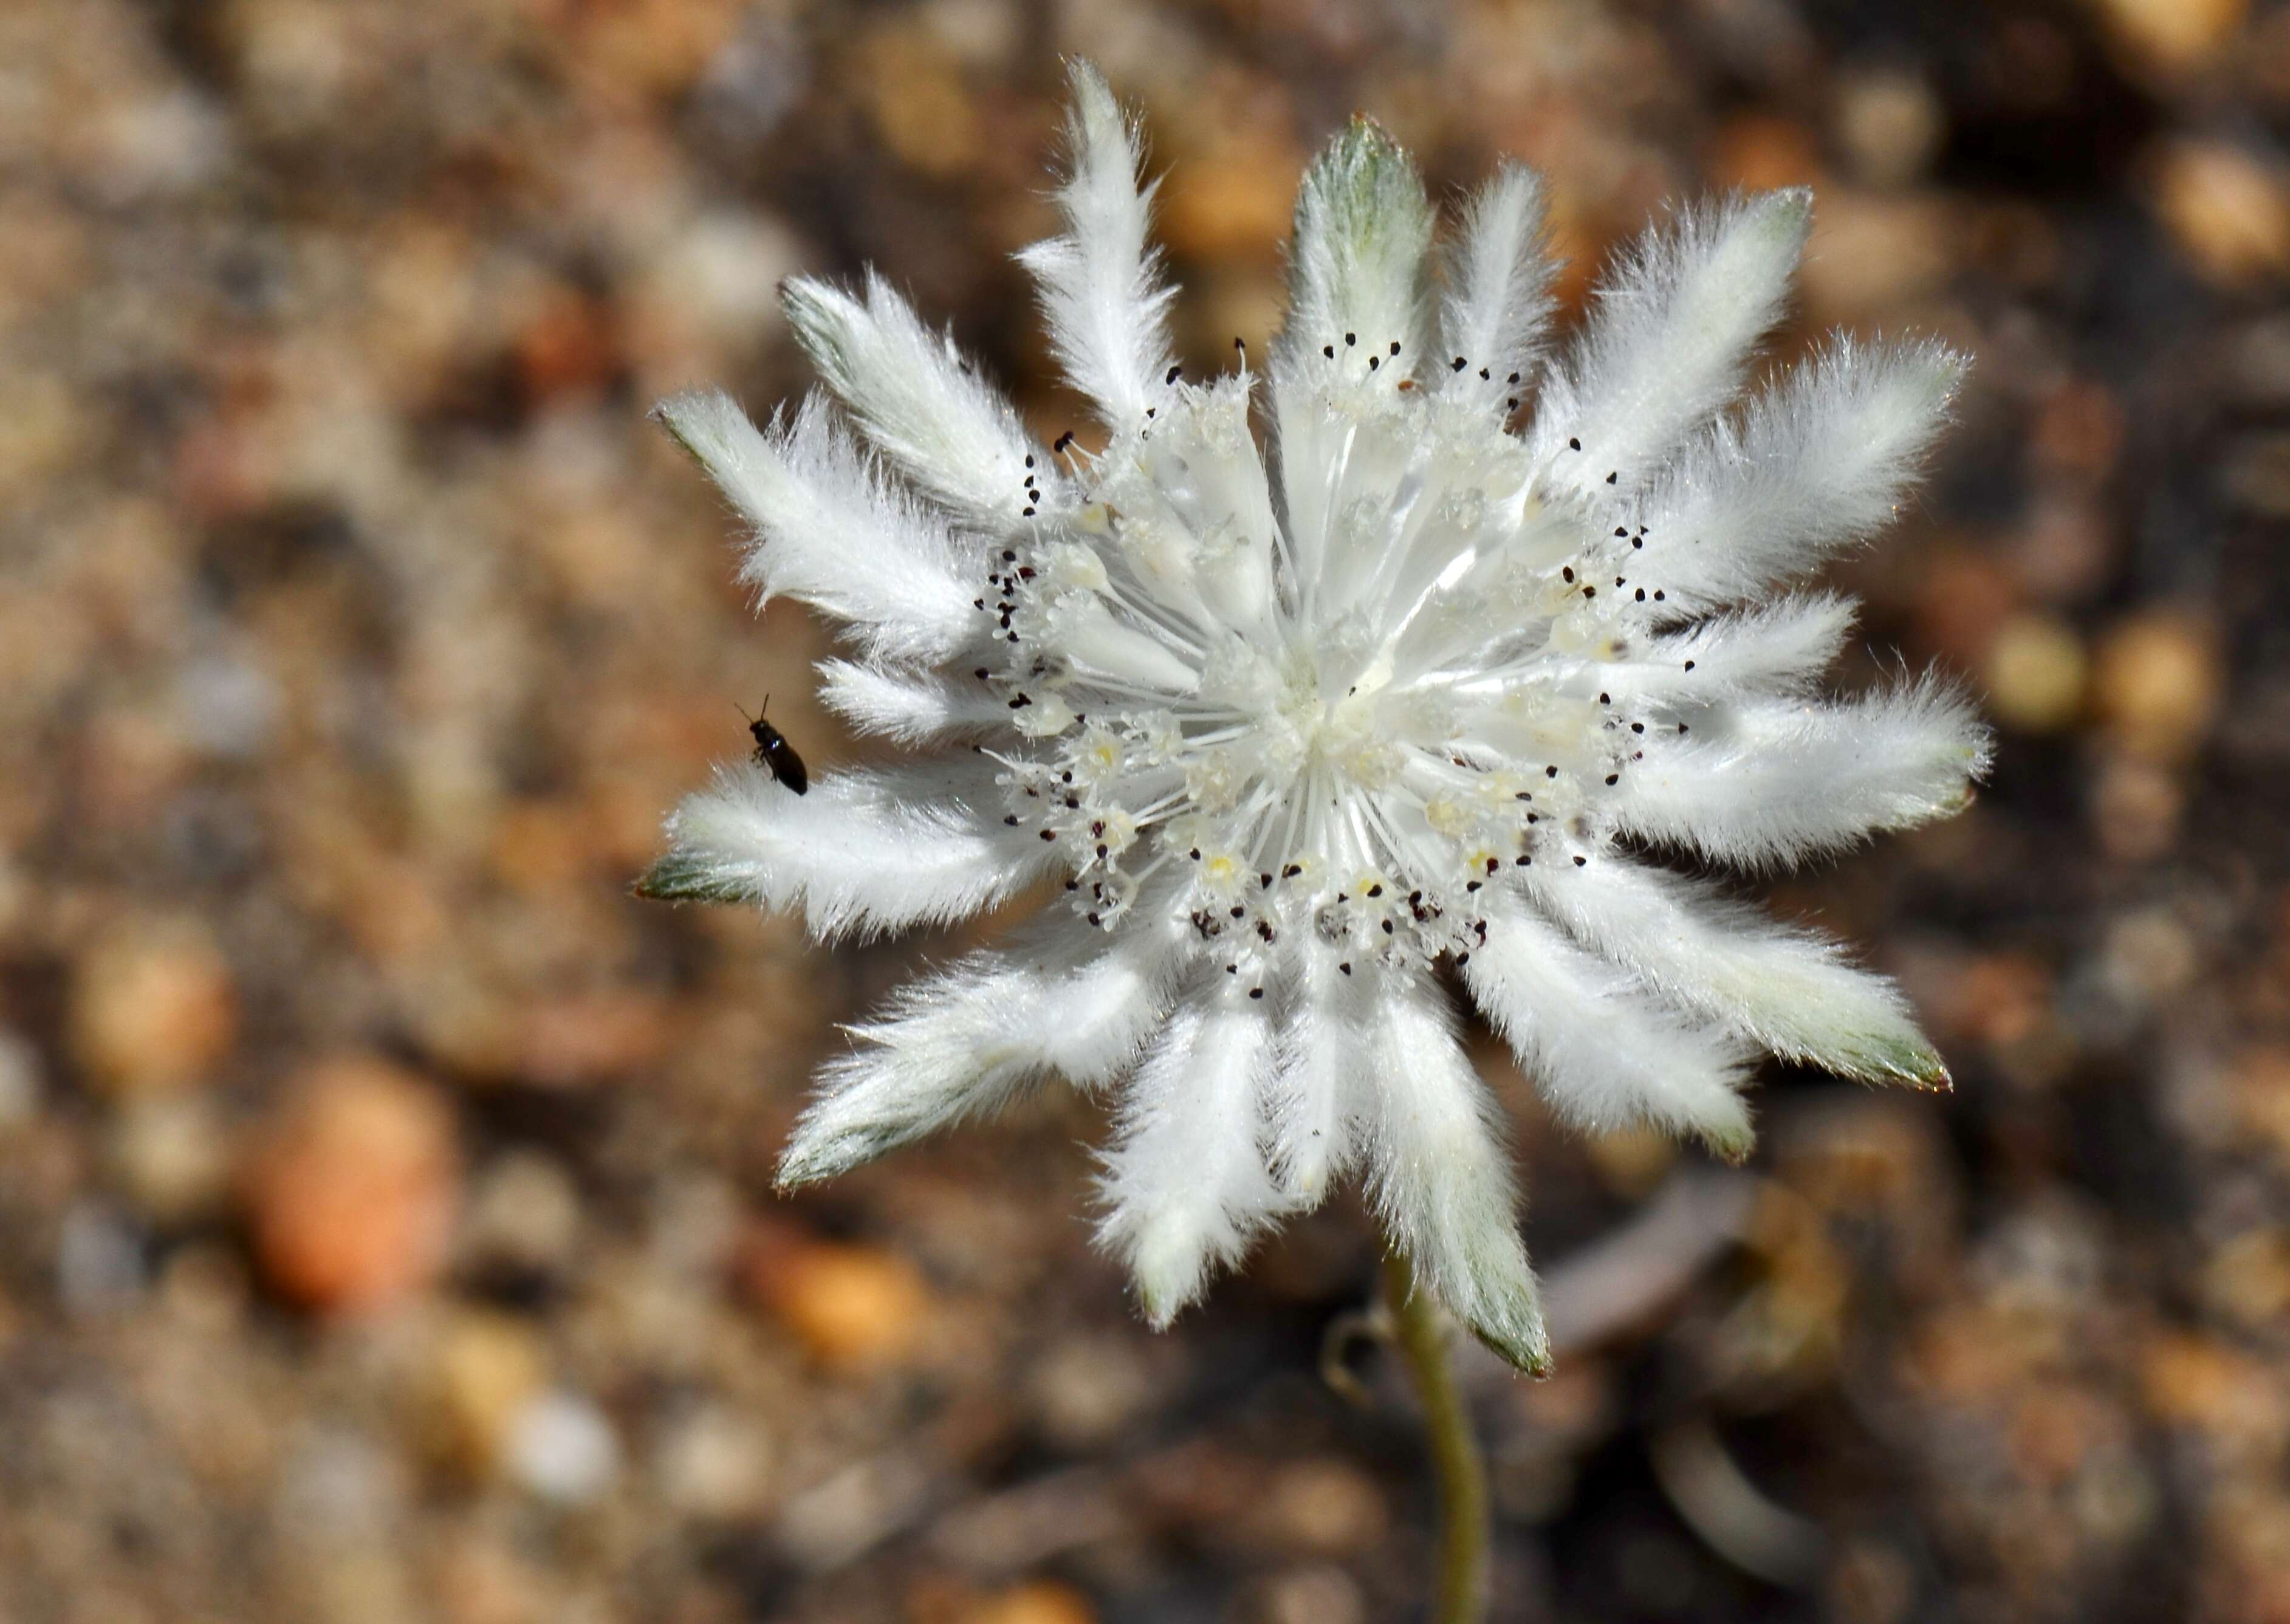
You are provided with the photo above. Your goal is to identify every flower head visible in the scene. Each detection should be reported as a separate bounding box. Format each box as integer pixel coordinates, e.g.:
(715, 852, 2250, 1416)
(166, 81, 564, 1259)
(642, 64, 1989, 1372)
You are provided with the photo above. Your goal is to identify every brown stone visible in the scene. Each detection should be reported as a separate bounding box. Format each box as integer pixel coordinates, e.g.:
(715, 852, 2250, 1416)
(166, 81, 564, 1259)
(957, 1580, 1096, 1624)
(69, 917, 238, 1098)
(1984, 613, 2088, 733)
(2150, 139, 2290, 288)
(2091, 611, 2223, 764)
(2089, 0, 2247, 77)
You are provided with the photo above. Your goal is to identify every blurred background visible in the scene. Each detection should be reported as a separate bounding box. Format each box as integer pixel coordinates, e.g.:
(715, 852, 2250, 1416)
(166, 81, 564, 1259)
(2, 0, 2288, 1619)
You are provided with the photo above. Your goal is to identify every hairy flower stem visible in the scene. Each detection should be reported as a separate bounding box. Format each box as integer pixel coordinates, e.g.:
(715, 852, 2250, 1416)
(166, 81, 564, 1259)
(1383, 1245, 1490, 1624)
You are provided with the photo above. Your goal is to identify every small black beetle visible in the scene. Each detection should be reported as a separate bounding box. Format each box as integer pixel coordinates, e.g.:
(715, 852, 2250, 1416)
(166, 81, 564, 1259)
(738, 697, 808, 795)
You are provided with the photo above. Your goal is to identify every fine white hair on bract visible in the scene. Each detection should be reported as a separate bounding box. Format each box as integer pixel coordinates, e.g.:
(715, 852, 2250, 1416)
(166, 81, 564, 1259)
(640, 60, 1991, 1374)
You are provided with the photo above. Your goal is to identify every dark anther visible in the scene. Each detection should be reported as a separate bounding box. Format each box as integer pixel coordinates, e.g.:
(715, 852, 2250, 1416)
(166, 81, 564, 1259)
(1562, 566, 1575, 583)
(1323, 344, 1335, 358)
(1573, 855, 1587, 866)
(1605, 470, 1618, 484)
(1568, 436, 1582, 450)
(1345, 332, 1357, 345)
(1390, 341, 1401, 355)
(1040, 830, 1057, 841)
(1165, 364, 1182, 384)
(1452, 356, 1467, 371)
(1604, 773, 1619, 786)
(1249, 987, 1264, 999)
(1053, 430, 1075, 453)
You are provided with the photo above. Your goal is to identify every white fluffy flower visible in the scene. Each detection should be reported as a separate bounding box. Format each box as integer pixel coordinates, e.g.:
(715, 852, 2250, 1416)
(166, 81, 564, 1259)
(642, 64, 1990, 1372)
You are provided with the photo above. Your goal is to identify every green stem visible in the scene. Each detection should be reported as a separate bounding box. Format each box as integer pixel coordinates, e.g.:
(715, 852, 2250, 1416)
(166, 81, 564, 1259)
(1382, 1246, 1490, 1624)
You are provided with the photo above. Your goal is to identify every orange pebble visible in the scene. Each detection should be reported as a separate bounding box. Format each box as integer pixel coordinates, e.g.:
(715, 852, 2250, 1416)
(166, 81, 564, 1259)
(746, 1232, 930, 1371)
(248, 1057, 458, 1316)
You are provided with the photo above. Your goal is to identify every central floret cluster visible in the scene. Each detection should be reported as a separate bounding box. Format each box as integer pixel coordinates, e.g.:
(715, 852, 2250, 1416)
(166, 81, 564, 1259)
(983, 356, 1650, 982)
(641, 65, 1989, 1372)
